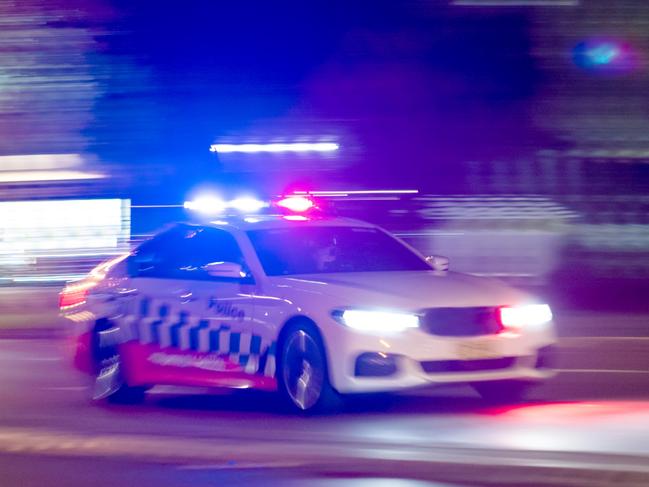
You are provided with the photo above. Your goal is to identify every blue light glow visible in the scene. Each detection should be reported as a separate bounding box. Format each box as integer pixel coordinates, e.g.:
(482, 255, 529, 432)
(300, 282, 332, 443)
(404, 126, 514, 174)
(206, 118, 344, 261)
(573, 38, 637, 73)
(184, 196, 226, 214)
(229, 197, 269, 213)
(184, 195, 268, 215)
(587, 43, 620, 65)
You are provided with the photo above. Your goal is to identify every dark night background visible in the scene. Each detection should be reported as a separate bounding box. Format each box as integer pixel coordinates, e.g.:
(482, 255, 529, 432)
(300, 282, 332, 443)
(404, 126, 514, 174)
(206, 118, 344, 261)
(4, 1, 648, 195)
(1, 0, 649, 293)
(16, 1, 548, 195)
(94, 2, 543, 192)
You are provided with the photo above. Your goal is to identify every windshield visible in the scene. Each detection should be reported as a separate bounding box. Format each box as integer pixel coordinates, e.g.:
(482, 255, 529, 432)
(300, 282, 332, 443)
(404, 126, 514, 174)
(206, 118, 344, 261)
(247, 226, 430, 276)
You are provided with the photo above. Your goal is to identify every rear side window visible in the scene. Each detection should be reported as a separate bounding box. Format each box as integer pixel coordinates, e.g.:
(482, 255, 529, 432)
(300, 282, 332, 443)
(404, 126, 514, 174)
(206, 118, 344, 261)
(130, 227, 186, 278)
(131, 226, 244, 280)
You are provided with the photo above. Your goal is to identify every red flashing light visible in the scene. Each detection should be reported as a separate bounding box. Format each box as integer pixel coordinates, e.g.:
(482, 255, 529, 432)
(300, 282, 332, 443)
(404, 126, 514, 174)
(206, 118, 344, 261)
(282, 215, 309, 221)
(276, 196, 315, 213)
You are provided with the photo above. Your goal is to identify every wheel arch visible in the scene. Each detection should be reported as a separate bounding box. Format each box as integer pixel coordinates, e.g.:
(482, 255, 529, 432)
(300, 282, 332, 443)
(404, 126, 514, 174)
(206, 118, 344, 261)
(90, 317, 145, 390)
(89, 317, 113, 366)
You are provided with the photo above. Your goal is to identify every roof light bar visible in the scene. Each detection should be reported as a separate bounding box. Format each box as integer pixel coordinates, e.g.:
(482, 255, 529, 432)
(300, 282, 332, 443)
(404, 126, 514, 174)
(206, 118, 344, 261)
(184, 196, 269, 215)
(229, 197, 269, 213)
(294, 189, 418, 196)
(184, 196, 226, 214)
(210, 142, 339, 153)
(283, 215, 309, 221)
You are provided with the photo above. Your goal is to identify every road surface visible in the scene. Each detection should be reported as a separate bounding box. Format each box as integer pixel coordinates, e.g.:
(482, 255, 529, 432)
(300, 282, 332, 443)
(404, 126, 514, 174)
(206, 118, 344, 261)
(0, 338, 648, 486)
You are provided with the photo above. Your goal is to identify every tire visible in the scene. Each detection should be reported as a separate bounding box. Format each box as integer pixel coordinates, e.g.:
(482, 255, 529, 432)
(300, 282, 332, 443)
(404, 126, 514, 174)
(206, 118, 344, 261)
(98, 358, 147, 405)
(91, 326, 146, 404)
(473, 380, 532, 404)
(107, 385, 147, 404)
(278, 322, 341, 413)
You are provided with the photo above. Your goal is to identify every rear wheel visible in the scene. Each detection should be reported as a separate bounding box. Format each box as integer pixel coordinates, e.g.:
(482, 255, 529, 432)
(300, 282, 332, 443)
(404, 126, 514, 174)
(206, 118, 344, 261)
(278, 323, 340, 412)
(91, 325, 146, 404)
(93, 354, 147, 404)
(473, 380, 532, 404)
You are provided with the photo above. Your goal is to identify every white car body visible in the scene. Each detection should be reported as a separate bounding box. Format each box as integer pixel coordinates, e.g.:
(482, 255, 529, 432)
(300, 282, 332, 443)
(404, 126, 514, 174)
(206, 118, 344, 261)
(62, 215, 557, 406)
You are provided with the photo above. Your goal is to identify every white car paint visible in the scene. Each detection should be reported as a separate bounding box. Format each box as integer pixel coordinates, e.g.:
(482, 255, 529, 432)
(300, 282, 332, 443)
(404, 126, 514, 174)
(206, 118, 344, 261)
(63, 215, 557, 395)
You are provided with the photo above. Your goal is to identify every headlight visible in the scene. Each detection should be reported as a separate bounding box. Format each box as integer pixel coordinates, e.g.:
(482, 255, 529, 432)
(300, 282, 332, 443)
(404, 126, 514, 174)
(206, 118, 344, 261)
(498, 304, 553, 329)
(332, 309, 419, 333)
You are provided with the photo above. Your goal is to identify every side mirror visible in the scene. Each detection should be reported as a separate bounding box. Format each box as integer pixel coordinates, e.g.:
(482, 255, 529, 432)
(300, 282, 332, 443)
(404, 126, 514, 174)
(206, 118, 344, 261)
(203, 261, 246, 279)
(425, 255, 449, 271)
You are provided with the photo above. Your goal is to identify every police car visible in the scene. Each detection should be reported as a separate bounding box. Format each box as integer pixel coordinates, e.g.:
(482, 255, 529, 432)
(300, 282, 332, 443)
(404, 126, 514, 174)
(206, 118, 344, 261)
(61, 195, 557, 411)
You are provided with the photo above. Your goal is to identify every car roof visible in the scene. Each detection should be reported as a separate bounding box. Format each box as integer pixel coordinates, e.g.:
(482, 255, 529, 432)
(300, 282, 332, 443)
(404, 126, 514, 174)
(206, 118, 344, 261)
(195, 215, 377, 232)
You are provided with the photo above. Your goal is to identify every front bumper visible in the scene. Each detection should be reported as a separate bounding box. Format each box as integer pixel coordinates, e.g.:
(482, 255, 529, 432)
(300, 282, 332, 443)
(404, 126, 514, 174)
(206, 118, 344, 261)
(324, 323, 557, 394)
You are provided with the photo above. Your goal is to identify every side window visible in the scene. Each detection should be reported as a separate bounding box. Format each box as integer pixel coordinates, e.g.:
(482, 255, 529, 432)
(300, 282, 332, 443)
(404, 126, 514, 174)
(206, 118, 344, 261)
(129, 226, 188, 279)
(131, 226, 245, 281)
(174, 227, 245, 280)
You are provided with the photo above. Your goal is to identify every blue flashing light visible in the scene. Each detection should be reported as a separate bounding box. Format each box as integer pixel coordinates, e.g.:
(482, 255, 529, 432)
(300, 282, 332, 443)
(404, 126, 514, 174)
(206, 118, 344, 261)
(573, 39, 637, 73)
(184, 195, 269, 215)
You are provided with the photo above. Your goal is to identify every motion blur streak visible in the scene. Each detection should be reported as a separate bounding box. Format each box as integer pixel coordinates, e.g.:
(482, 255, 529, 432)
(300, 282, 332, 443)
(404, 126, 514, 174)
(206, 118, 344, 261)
(0, 154, 83, 171)
(294, 190, 419, 196)
(0, 170, 105, 182)
(453, 0, 579, 4)
(0, 199, 130, 283)
(210, 142, 339, 153)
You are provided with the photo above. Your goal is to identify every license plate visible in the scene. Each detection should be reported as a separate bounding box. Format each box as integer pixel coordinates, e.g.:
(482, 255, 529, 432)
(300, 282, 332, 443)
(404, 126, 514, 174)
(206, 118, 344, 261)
(455, 340, 501, 360)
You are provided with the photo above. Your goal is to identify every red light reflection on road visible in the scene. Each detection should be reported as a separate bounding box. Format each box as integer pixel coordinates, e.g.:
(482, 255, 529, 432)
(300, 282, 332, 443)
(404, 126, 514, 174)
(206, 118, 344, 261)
(486, 401, 649, 423)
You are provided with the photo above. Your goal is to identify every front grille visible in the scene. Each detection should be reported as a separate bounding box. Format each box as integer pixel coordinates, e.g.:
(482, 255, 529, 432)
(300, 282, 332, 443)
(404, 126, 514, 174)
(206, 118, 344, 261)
(421, 357, 515, 374)
(420, 307, 503, 336)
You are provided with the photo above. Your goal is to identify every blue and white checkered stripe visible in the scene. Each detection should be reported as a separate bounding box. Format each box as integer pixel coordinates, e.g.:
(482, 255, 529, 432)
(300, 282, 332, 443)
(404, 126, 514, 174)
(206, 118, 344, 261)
(123, 298, 276, 377)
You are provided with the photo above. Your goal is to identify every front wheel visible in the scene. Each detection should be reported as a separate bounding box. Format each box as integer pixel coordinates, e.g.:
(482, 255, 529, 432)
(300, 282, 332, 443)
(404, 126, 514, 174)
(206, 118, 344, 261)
(472, 380, 532, 404)
(278, 324, 340, 412)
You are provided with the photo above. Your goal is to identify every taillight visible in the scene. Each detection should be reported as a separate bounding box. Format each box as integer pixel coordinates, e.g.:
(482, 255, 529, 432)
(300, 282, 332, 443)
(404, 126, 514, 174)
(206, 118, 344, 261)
(59, 281, 96, 310)
(498, 304, 553, 330)
(60, 254, 127, 311)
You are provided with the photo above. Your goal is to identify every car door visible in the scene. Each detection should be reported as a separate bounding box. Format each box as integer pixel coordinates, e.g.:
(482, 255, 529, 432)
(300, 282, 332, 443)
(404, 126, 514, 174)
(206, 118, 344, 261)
(122, 225, 261, 387)
(171, 226, 259, 380)
(117, 225, 207, 384)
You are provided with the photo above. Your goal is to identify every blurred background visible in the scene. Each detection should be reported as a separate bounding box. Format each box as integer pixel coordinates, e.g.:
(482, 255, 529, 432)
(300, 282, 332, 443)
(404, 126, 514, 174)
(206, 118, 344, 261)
(1, 0, 648, 326)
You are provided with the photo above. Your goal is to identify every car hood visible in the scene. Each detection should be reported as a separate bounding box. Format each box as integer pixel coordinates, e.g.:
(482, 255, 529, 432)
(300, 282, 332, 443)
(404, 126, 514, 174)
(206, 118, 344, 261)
(268, 271, 534, 311)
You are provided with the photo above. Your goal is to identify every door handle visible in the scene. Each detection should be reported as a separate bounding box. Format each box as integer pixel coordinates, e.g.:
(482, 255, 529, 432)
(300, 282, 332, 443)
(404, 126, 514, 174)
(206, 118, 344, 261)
(117, 287, 139, 297)
(175, 290, 197, 304)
